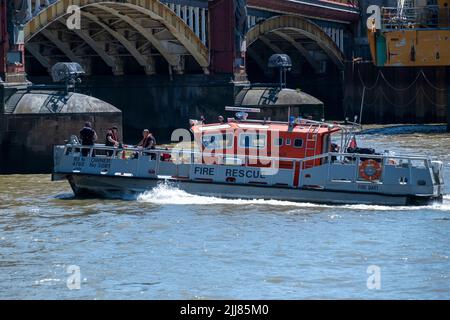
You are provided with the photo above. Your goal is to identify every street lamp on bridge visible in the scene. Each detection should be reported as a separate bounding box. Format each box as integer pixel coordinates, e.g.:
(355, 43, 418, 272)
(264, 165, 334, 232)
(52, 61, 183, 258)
(268, 54, 292, 89)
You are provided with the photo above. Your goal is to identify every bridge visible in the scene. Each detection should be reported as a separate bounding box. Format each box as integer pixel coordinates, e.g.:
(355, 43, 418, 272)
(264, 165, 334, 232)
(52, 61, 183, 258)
(1, 0, 359, 78)
(1, 0, 361, 140)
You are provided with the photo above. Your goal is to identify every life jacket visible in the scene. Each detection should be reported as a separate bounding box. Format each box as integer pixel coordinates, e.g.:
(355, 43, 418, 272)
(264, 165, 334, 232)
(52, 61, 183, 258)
(142, 136, 152, 148)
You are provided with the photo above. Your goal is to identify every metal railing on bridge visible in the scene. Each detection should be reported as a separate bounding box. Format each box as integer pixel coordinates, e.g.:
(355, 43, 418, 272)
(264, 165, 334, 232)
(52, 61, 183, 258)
(162, 1, 208, 45)
(381, 5, 450, 30)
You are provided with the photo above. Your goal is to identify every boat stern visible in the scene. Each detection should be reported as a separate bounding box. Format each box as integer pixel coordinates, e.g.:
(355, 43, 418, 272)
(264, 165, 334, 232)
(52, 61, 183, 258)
(430, 160, 445, 198)
(408, 160, 445, 204)
(52, 145, 70, 181)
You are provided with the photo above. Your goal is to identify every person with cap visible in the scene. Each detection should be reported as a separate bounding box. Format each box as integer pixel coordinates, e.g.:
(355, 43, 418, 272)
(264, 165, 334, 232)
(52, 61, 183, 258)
(79, 121, 97, 157)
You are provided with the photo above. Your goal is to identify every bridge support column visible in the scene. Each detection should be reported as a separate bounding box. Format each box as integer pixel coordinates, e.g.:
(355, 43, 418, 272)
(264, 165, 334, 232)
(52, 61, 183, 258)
(1, 0, 26, 160)
(0, 0, 27, 84)
(0, 0, 8, 82)
(172, 56, 186, 75)
(208, 0, 248, 82)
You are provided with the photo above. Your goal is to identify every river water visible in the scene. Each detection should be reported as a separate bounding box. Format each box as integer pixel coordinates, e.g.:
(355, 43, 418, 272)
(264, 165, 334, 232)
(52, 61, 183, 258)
(0, 125, 449, 299)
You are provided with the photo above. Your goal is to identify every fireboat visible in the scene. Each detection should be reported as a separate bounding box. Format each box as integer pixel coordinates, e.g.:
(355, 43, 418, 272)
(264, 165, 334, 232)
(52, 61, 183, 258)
(52, 106, 444, 206)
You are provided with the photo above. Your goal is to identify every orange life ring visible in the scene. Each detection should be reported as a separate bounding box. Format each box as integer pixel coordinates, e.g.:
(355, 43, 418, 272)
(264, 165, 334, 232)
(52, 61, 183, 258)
(359, 159, 382, 181)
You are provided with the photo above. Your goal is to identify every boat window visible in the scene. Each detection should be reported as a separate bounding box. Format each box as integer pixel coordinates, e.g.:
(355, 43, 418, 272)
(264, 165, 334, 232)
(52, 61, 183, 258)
(239, 133, 267, 149)
(274, 138, 283, 146)
(202, 133, 233, 149)
(285, 138, 291, 146)
(294, 138, 303, 148)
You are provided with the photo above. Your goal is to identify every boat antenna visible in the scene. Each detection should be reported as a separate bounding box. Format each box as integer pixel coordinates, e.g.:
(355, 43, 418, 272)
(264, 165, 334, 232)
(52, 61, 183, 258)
(358, 86, 366, 128)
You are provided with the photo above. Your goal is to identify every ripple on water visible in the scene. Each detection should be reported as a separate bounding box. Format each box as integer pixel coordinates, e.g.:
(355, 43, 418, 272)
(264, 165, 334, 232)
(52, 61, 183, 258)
(1, 126, 450, 299)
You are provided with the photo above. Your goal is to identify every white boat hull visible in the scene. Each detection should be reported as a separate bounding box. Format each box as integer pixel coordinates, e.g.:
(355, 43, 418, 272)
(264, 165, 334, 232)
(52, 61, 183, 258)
(57, 173, 442, 206)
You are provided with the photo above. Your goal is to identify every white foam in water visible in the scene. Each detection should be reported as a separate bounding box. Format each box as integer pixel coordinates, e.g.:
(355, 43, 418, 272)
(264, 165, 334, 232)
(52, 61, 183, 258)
(137, 182, 450, 212)
(137, 182, 325, 208)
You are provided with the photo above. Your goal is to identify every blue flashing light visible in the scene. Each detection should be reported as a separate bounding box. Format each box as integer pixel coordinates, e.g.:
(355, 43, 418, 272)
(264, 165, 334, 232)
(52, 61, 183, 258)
(289, 116, 295, 124)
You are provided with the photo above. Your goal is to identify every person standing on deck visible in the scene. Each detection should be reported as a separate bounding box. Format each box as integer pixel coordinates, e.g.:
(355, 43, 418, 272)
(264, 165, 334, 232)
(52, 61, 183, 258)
(147, 132, 156, 149)
(105, 126, 120, 156)
(79, 122, 97, 157)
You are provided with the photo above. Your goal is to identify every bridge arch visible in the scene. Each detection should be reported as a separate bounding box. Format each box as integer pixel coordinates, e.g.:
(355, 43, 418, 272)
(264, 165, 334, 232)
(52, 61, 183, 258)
(246, 15, 345, 72)
(24, 0, 209, 75)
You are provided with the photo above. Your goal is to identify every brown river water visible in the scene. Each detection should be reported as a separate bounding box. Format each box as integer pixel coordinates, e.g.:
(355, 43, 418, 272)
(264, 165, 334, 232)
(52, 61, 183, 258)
(0, 124, 449, 299)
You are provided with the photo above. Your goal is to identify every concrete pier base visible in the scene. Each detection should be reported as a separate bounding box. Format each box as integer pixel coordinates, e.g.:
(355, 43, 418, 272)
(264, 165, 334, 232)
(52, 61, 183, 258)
(1, 73, 248, 173)
(30, 74, 247, 143)
(0, 82, 122, 173)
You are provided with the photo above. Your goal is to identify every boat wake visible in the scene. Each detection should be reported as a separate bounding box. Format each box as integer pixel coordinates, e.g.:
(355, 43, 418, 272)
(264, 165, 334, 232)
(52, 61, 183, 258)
(137, 183, 450, 212)
(137, 183, 308, 207)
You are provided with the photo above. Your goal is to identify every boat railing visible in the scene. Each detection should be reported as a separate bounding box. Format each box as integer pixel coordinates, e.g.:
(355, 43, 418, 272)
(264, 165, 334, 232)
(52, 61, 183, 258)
(381, 5, 450, 30)
(57, 144, 437, 187)
(234, 117, 354, 131)
(59, 143, 433, 167)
